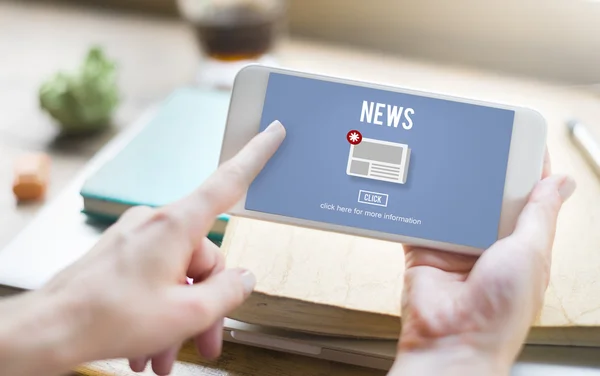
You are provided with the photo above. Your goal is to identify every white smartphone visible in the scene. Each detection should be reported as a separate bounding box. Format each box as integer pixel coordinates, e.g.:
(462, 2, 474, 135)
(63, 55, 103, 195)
(219, 65, 547, 255)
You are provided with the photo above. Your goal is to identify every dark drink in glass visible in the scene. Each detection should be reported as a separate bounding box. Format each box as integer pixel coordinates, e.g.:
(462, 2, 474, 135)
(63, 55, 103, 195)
(194, 2, 280, 61)
(178, 0, 286, 88)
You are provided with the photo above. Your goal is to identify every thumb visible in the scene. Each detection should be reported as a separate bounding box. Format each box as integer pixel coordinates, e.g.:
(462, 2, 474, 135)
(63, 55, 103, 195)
(177, 268, 256, 335)
(470, 173, 576, 290)
(510, 173, 576, 258)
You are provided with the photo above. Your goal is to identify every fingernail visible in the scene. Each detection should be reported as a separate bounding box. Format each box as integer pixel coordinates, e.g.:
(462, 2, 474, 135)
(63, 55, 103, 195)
(237, 269, 256, 295)
(558, 175, 576, 201)
(264, 120, 285, 134)
(129, 356, 149, 372)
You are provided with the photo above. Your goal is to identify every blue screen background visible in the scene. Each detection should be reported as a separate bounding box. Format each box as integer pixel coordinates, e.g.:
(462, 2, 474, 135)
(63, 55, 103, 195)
(245, 73, 514, 249)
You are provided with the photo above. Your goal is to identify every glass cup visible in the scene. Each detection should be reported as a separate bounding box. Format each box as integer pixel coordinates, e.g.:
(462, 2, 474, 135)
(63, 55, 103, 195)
(177, 0, 287, 89)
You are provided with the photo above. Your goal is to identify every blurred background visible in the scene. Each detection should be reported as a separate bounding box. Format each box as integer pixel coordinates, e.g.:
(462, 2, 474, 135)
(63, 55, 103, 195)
(17, 0, 600, 84)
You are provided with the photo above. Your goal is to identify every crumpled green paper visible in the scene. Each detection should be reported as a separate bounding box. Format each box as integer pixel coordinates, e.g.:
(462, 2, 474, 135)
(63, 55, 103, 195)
(39, 46, 120, 134)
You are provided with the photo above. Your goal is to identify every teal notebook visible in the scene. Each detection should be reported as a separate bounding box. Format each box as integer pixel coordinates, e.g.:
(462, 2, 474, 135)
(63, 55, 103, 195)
(80, 87, 231, 242)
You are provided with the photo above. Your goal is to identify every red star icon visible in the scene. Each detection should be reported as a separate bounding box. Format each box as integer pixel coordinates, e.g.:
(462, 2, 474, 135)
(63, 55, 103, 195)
(347, 130, 363, 145)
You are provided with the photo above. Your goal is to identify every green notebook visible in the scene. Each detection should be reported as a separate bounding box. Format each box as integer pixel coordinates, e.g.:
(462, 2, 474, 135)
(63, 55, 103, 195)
(80, 87, 231, 242)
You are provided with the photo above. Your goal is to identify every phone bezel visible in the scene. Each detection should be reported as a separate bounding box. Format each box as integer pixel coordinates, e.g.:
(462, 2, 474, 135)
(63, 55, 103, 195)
(218, 65, 547, 256)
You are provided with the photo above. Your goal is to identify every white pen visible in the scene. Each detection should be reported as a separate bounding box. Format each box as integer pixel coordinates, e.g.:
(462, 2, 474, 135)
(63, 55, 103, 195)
(567, 119, 600, 177)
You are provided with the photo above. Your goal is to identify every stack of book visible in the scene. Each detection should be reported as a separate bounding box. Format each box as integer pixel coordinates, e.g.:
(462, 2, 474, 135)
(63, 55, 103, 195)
(79, 87, 231, 243)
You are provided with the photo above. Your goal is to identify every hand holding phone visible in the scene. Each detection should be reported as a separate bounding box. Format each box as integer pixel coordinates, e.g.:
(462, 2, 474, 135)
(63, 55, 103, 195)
(219, 65, 547, 255)
(395, 159, 575, 374)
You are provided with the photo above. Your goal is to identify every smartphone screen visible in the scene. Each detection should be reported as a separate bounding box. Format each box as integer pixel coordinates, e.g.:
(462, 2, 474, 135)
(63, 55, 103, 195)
(245, 72, 515, 249)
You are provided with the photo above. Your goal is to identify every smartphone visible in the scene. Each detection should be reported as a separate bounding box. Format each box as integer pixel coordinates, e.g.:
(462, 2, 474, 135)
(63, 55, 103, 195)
(219, 65, 547, 255)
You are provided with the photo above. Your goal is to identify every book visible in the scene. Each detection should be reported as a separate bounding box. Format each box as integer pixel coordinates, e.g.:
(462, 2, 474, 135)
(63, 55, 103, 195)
(80, 87, 231, 241)
(222, 216, 404, 339)
(221, 216, 600, 346)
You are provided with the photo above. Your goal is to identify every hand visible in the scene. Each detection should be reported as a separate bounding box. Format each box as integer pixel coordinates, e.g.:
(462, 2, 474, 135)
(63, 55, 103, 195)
(392, 150, 576, 375)
(36, 120, 286, 375)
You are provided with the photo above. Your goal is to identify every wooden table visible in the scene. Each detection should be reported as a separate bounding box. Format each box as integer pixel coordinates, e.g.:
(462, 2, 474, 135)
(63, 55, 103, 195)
(3, 1, 600, 375)
(73, 340, 384, 376)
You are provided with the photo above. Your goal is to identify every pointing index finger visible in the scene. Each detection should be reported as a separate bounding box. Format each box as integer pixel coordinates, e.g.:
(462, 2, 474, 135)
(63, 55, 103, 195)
(165, 120, 286, 244)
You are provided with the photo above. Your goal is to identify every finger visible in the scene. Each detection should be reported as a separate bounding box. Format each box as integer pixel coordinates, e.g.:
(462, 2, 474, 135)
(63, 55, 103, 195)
(177, 268, 256, 336)
(187, 238, 224, 281)
(542, 147, 552, 179)
(194, 319, 224, 360)
(128, 356, 149, 372)
(470, 174, 576, 284)
(510, 174, 575, 257)
(189, 239, 226, 359)
(465, 174, 576, 334)
(164, 120, 286, 246)
(117, 205, 154, 227)
(94, 206, 154, 251)
(151, 344, 181, 376)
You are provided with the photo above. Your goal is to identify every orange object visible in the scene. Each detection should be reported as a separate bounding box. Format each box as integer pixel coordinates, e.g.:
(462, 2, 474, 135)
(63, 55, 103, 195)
(12, 153, 51, 201)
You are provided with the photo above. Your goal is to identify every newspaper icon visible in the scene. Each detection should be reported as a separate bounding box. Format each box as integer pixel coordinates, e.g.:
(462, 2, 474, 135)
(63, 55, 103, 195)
(346, 138, 411, 184)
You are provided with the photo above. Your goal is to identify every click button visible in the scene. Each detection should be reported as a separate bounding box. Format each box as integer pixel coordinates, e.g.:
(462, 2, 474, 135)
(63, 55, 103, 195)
(358, 190, 389, 207)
